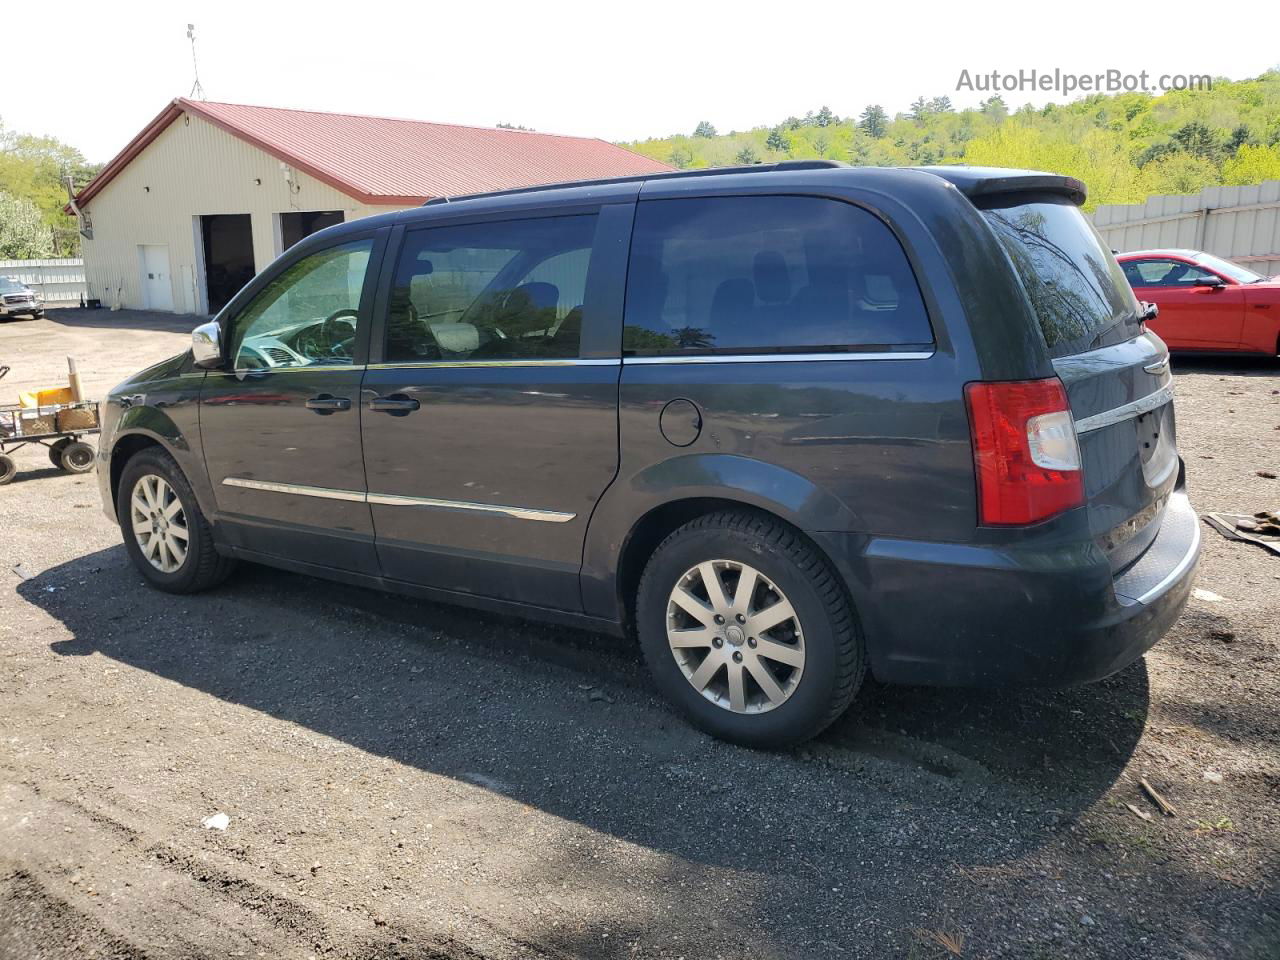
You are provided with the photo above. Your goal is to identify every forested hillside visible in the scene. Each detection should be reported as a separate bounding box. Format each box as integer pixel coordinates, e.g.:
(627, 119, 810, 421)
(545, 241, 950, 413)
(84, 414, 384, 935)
(622, 72, 1280, 209)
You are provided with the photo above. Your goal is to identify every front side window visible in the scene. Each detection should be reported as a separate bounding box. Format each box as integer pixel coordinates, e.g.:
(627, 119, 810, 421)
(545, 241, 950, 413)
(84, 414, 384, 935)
(623, 196, 932, 356)
(1124, 258, 1219, 287)
(385, 215, 597, 363)
(230, 239, 373, 370)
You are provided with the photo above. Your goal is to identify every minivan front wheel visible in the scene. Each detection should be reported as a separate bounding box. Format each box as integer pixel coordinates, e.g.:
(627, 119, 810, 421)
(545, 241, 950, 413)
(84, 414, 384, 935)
(117, 448, 234, 593)
(637, 511, 865, 748)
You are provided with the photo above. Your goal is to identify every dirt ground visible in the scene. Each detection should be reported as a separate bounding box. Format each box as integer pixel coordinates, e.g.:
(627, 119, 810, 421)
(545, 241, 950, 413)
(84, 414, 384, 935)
(1, 308, 1277, 960)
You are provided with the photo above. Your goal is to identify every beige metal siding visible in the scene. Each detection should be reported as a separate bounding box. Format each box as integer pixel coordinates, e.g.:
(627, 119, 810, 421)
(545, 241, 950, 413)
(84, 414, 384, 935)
(79, 112, 412, 313)
(1091, 180, 1280, 278)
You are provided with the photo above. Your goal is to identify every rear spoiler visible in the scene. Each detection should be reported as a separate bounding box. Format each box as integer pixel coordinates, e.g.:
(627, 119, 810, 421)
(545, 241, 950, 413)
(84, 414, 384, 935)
(910, 166, 1087, 207)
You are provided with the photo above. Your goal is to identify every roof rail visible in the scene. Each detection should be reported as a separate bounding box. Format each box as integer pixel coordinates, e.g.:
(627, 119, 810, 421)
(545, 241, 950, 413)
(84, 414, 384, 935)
(422, 159, 849, 206)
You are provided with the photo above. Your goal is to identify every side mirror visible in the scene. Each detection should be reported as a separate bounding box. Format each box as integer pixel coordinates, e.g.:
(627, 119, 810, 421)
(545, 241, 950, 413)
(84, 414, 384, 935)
(1194, 275, 1226, 289)
(1140, 300, 1159, 322)
(191, 321, 225, 369)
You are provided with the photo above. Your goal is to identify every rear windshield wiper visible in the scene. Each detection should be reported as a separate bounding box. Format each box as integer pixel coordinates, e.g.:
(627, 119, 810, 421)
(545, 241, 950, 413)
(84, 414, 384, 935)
(1087, 310, 1142, 350)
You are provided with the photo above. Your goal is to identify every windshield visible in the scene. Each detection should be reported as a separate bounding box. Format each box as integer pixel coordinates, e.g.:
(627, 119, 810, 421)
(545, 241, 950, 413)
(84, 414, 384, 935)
(1192, 252, 1265, 284)
(0, 278, 27, 294)
(981, 196, 1139, 357)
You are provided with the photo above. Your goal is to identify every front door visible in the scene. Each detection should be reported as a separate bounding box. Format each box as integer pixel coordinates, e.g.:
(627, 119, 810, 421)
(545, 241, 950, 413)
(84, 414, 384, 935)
(200, 234, 382, 573)
(359, 210, 625, 611)
(1122, 258, 1244, 349)
(139, 244, 174, 311)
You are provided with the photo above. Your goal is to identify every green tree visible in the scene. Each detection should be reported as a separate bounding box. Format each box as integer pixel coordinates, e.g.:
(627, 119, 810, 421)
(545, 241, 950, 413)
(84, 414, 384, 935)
(908, 97, 930, 124)
(1222, 143, 1280, 185)
(1141, 153, 1220, 195)
(0, 122, 100, 256)
(1171, 121, 1222, 161)
(667, 146, 693, 169)
(814, 105, 836, 127)
(735, 145, 759, 164)
(766, 127, 791, 152)
(0, 190, 53, 258)
(928, 96, 954, 113)
(1227, 124, 1254, 151)
(693, 120, 717, 138)
(858, 105, 888, 138)
(980, 95, 1007, 119)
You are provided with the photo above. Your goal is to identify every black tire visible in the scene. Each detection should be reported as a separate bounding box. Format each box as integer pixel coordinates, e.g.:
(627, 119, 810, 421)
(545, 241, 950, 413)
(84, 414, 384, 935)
(49, 437, 72, 468)
(636, 510, 866, 748)
(116, 447, 235, 593)
(0, 454, 15, 485)
(58, 440, 95, 473)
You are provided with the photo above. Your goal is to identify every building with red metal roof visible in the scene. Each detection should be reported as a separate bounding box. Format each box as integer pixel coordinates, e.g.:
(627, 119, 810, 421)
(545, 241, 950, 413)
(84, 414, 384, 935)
(70, 98, 670, 313)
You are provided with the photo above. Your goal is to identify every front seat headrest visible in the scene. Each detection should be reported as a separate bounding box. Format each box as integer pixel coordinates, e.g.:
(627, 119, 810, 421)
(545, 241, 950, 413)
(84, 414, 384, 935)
(753, 251, 791, 304)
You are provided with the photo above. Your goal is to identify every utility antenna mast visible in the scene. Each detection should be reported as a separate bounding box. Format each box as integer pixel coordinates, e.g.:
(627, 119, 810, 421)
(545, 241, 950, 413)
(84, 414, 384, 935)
(187, 23, 207, 100)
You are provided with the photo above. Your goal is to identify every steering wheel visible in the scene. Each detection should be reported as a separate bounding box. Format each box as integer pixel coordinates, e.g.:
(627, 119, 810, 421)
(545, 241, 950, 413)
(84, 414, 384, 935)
(320, 309, 359, 359)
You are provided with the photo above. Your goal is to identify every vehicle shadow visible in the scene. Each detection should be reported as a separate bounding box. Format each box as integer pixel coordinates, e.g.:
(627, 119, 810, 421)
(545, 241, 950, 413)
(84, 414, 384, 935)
(1, 465, 68, 486)
(1170, 354, 1278, 377)
(39, 307, 204, 334)
(22, 547, 1148, 878)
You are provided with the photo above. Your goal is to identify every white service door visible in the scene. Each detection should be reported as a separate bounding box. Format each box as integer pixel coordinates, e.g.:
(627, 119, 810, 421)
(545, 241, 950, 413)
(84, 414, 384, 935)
(139, 244, 175, 311)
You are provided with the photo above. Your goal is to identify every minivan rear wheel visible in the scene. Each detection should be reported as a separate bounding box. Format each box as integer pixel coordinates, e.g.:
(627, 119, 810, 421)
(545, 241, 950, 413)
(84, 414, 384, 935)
(117, 447, 234, 593)
(636, 511, 865, 748)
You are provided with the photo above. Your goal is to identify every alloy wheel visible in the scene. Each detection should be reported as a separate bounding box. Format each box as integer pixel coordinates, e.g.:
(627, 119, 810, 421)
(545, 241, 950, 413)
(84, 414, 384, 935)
(666, 559, 805, 714)
(130, 474, 190, 574)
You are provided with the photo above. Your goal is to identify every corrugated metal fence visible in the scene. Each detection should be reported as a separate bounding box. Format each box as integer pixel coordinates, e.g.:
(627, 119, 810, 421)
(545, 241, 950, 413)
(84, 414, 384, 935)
(1091, 180, 1280, 278)
(0, 258, 87, 304)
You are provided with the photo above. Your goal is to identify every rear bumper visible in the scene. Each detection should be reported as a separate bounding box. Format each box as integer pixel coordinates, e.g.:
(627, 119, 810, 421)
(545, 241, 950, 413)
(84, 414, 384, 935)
(816, 492, 1200, 687)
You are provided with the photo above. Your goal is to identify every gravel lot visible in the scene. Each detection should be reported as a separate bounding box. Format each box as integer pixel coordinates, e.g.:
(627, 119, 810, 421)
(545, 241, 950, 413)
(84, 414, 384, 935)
(1, 308, 1277, 960)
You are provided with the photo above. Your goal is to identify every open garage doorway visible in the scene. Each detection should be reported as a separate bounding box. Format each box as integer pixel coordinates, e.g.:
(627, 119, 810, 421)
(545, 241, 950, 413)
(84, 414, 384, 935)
(200, 214, 255, 313)
(279, 210, 344, 252)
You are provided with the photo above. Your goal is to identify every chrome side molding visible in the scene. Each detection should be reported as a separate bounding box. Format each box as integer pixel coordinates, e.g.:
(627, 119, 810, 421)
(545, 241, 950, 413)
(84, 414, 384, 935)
(623, 350, 934, 365)
(1073, 383, 1175, 434)
(221, 476, 575, 523)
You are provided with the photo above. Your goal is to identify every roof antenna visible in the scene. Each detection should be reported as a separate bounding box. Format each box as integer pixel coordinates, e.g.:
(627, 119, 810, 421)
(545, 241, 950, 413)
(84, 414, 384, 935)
(187, 23, 207, 100)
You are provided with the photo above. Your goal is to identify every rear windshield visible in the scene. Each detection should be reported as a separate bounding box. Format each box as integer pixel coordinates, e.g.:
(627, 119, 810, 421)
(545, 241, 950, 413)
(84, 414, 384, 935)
(981, 196, 1139, 357)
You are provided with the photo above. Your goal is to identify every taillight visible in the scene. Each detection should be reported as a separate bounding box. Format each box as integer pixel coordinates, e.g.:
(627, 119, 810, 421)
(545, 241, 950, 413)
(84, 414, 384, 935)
(964, 378, 1084, 526)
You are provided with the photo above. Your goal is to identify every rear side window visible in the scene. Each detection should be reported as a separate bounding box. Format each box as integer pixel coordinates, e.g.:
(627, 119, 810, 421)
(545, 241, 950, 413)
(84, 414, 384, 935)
(981, 197, 1139, 357)
(623, 196, 932, 356)
(385, 215, 596, 362)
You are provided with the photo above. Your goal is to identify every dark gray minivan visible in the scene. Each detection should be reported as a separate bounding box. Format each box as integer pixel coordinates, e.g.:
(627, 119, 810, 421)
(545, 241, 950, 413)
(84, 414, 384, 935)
(97, 162, 1200, 747)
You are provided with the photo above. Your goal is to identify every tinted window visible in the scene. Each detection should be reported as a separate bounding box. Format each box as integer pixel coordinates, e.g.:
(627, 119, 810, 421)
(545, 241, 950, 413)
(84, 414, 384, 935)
(1126, 258, 1218, 287)
(623, 197, 932, 355)
(981, 197, 1139, 356)
(230, 239, 373, 370)
(386, 215, 596, 362)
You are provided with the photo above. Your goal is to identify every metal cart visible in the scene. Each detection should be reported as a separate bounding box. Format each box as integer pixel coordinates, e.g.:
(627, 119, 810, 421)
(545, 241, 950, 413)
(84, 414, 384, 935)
(0, 365, 100, 485)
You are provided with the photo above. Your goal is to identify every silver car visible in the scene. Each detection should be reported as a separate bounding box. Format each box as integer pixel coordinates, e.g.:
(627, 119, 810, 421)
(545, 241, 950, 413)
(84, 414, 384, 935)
(0, 276, 44, 319)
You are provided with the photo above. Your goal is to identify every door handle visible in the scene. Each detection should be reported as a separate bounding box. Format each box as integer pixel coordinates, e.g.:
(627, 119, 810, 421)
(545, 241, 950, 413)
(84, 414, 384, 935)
(305, 394, 352, 414)
(369, 394, 421, 416)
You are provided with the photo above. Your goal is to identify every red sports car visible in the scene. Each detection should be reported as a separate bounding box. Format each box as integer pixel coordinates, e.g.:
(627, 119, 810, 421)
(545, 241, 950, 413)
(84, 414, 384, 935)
(1117, 249, 1279, 356)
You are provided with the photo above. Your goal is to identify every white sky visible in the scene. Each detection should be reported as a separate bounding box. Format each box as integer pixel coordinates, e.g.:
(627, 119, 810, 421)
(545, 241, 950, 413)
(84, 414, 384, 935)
(6, 0, 1276, 163)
